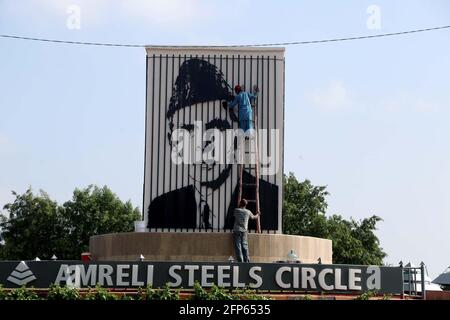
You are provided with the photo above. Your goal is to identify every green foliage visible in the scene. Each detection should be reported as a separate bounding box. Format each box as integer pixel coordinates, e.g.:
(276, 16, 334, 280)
(120, 294, 135, 300)
(138, 285, 151, 300)
(191, 283, 271, 300)
(62, 185, 140, 257)
(4, 285, 136, 301)
(155, 284, 180, 300)
(84, 285, 118, 300)
(141, 284, 179, 300)
(208, 285, 234, 300)
(4, 286, 40, 300)
(354, 290, 377, 300)
(0, 189, 68, 260)
(0, 186, 140, 260)
(303, 294, 312, 300)
(282, 173, 386, 265)
(233, 287, 272, 300)
(192, 281, 209, 300)
(0, 283, 275, 300)
(0, 285, 7, 300)
(140, 284, 157, 300)
(47, 284, 81, 300)
(283, 174, 329, 237)
(192, 282, 234, 300)
(327, 215, 386, 265)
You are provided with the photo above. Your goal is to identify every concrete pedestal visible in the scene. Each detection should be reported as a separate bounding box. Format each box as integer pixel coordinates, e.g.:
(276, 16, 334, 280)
(89, 232, 332, 264)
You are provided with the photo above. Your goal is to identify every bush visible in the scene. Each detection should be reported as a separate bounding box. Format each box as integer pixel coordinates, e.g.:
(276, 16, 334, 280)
(233, 288, 271, 300)
(208, 285, 234, 300)
(140, 284, 179, 300)
(354, 290, 377, 300)
(0, 283, 270, 300)
(139, 284, 156, 300)
(5, 286, 40, 300)
(84, 285, 118, 301)
(192, 282, 209, 300)
(153, 284, 180, 300)
(47, 285, 81, 300)
(191, 283, 271, 300)
(0, 285, 7, 300)
(120, 294, 135, 300)
(192, 282, 233, 300)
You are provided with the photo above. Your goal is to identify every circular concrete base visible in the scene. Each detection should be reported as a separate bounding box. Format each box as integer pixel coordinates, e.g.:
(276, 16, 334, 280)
(89, 232, 332, 264)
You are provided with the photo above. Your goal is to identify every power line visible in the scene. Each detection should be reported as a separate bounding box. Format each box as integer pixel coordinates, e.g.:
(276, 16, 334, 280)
(245, 25, 450, 47)
(0, 34, 144, 47)
(1, 25, 449, 48)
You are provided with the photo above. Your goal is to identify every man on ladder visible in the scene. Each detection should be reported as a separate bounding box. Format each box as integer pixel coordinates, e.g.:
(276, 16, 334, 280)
(227, 85, 258, 133)
(226, 84, 262, 235)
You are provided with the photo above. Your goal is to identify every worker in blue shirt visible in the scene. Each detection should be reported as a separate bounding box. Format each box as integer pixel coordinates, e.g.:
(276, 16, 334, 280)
(228, 85, 258, 132)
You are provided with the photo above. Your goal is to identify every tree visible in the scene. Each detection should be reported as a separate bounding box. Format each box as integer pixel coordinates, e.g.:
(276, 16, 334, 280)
(62, 185, 140, 258)
(282, 172, 386, 265)
(0, 189, 68, 260)
(325, 215, 386, 265)
(0, 186, 140, 260)
(282, 174, 329, 238)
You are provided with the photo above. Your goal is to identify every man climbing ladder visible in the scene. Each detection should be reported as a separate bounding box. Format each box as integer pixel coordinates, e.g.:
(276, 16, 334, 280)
(226, 84, 262, 233)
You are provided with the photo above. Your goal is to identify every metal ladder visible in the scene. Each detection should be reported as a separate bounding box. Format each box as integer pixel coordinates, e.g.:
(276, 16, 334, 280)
(237, 93, 261, 233)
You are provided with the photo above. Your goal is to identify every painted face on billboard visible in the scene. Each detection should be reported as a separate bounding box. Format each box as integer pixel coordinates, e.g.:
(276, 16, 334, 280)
(167, 102, 235, 189)
(166, 58, 236, 189)
(146, 53, 282, 231)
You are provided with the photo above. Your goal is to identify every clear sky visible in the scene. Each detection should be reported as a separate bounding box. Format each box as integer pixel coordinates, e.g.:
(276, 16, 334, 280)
(1, 0, 449, 278)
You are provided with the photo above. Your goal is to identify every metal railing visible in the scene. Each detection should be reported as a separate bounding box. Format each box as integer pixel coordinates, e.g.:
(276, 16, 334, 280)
(400, 261, 427, 300)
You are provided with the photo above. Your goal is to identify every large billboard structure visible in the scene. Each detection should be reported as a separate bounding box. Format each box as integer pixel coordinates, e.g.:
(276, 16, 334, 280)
(143, 47, 285, 233)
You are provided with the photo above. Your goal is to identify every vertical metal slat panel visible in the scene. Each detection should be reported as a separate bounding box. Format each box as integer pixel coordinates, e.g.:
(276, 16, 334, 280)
(145, 49, 284, 233)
